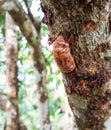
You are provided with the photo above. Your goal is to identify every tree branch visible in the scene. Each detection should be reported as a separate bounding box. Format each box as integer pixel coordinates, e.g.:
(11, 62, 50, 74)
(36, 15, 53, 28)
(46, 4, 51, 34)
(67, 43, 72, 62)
(1, 0, 39, 46)
(23, 0, 41, 32)
(0, 0, 45, 72)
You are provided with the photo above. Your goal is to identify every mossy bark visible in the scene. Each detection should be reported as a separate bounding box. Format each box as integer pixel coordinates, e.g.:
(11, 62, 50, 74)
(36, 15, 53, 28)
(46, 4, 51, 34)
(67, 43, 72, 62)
(41, 0, 111, 130)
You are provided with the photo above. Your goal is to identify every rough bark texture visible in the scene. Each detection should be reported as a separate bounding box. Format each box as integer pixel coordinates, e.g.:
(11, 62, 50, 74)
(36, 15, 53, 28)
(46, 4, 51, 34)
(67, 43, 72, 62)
(40, 0, 111, 130)
(5, 12, 20, 130)
(1, 1, 51, 130)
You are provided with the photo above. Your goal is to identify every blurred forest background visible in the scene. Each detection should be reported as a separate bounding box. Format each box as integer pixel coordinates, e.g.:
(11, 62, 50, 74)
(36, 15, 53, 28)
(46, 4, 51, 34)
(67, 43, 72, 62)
(0, 0, 74, 130)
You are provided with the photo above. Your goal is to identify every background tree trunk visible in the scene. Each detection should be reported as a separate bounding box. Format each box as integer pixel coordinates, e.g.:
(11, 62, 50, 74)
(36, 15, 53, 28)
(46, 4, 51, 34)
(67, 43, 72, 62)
(5, 12, 20, 130)
(5, 12, 27, 130)
(0, 93, 27, 130)
(40, 0, 111, 130)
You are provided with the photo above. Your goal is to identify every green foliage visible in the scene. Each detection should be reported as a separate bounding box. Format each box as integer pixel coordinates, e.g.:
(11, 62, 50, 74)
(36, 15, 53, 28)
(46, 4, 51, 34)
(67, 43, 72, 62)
(41, 24, 49, 37)
(0, 13, 6, 94)
(0, 111, 5, 130)
(0, 13, 5, 37)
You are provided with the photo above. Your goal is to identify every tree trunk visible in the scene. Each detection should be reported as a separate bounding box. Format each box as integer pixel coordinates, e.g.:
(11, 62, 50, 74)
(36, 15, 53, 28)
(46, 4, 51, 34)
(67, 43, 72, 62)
(40, 0, 111, 130)
(5, 12, 27, 130)
(0, 93, 27, 130)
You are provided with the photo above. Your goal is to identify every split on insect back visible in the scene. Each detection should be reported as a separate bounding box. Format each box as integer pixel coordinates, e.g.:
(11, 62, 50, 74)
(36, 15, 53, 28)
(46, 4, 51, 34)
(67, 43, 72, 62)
(48, 34, 75, 73)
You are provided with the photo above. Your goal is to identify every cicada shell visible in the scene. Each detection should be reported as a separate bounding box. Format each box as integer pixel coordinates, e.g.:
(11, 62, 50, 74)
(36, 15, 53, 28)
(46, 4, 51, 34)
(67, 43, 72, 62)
(52, 35, 75, 73)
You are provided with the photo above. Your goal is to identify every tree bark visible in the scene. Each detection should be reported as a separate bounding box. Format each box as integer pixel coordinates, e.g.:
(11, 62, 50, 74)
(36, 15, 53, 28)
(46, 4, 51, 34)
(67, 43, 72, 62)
(0, 1, 51, 130)
(5, 12, 20, 130)
(40, 0, 111, 130)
